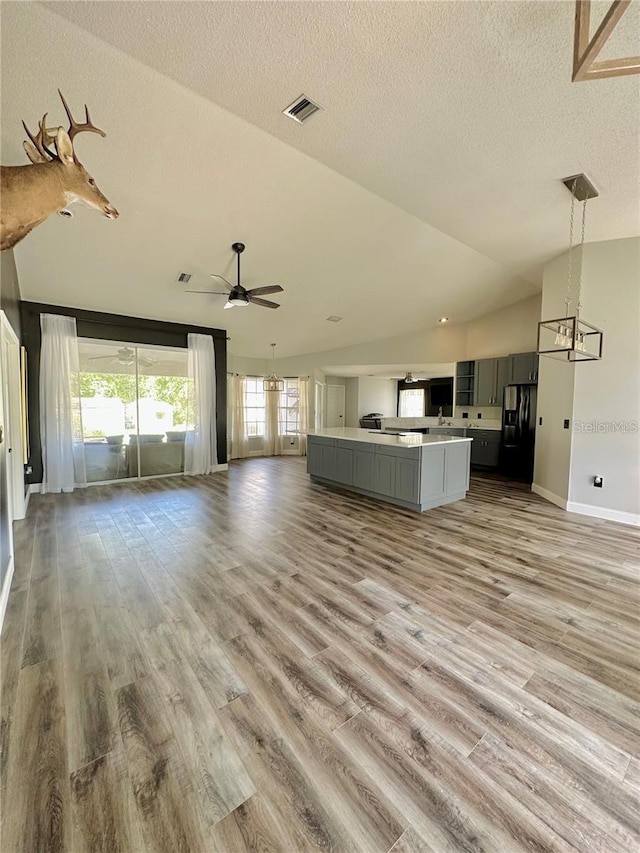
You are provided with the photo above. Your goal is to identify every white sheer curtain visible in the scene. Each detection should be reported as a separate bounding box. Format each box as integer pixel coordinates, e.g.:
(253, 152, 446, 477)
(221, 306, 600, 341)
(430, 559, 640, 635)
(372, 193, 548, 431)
(184, 333, 218, 475)
(228, 374, 249, 459)
(298, 376, 310, 456)
(263, 386, 284, 457)
(39, 314, 86, 493)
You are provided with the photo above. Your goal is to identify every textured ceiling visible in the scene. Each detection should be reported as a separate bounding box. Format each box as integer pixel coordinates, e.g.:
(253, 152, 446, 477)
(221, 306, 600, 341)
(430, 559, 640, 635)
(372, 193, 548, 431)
(43, 0, 640, 278)
(2, 2, 638, 359)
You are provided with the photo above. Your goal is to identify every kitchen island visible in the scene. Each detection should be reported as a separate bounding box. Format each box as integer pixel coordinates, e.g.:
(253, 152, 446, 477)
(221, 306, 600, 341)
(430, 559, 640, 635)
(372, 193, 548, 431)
(307, 427, 472, 512)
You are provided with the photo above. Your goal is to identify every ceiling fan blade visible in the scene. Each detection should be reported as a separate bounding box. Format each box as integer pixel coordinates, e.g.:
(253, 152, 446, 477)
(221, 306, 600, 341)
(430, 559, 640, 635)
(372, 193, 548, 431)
(184, 290, 229, 295)
(246, 285, 284, 297)
(208, 274, 234, 291)
(249, 296, 280, 309)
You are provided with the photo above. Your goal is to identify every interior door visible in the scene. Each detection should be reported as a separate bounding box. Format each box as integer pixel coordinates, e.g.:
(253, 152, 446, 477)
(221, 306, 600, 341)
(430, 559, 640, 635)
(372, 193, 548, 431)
(326, 384, 345, 428)
(314, 382, 324, 431)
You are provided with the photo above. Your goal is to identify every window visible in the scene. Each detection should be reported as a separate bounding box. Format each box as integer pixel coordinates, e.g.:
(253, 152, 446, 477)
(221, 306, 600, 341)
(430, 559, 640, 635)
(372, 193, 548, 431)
(244, 376, 266, 437)
(398, 387, 425, 417)
(280, 378, 300, 435)
(78, 339, 188, 481)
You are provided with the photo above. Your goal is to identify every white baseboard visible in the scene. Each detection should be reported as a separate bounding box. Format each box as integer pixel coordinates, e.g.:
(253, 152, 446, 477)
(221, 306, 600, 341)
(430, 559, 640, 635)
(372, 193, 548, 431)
(566, 501, 640, 527)
(29, 483, 42, 496)
(0, 559, 15, 635)
(531, 483, 568, 510)
(533, 483, 639, 526)
(212, 463, 229, 472)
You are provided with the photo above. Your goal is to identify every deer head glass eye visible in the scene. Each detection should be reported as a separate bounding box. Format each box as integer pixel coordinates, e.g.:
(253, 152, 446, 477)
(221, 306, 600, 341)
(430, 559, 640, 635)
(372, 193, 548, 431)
(87, 177, 96, 186)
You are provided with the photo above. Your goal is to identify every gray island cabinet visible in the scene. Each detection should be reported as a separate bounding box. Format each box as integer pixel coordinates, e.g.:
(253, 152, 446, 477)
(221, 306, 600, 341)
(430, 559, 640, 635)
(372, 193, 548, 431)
(307, 428, 472, 512)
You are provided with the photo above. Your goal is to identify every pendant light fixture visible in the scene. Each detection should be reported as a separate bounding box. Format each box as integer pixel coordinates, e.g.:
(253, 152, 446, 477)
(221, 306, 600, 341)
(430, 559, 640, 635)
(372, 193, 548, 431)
(537, 174, 604, 362)
(403, 372, 416, 383)
(263, 343, 284, 392)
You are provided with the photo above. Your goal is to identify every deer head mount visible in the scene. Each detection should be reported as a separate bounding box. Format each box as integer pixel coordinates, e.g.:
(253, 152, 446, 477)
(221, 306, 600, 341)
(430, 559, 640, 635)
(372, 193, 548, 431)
(0, 90, 119, 252)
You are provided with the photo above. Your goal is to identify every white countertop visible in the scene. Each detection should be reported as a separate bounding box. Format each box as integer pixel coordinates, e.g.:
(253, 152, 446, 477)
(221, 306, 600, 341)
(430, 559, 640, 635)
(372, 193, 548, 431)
(308, 427, 472, 448)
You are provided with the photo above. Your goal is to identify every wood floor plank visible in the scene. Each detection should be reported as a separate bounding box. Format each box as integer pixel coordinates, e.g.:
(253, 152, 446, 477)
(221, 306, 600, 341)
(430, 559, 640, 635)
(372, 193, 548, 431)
(59, 573, 115, 772)
(2, 659, 70, 853)
(115, 678, 211, 852)
(0, 586, 28, 810)
(210, 792, 306, 852)
(69, 742, 146, 853)
(21, 573, 62, 668)
(470, 732, 637, 853)
(144, 649, 256, 825)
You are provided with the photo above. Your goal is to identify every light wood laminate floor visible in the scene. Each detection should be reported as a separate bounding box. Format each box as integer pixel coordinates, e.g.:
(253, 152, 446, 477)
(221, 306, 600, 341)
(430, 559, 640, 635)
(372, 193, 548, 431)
(1, 458, 639, 852)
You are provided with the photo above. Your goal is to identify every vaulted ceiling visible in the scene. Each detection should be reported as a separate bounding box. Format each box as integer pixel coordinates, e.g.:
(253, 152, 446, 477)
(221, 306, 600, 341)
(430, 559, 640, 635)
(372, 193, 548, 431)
(2, 2, 638, 358)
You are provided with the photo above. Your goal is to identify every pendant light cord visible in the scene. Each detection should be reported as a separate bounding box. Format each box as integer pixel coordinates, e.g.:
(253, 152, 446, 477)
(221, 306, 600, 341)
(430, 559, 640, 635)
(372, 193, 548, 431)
(565, 177, 577, 317)
(576, 196, 588, 317)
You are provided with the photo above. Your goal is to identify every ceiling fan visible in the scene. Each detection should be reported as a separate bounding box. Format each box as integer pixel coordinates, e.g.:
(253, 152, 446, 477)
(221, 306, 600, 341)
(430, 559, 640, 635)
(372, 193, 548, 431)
(88, 347, 156, 368)
(186, 242, 284, 309)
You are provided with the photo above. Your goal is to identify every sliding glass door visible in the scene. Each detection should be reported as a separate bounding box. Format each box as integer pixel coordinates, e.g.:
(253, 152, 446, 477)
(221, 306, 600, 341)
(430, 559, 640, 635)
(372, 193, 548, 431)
(78, 340, 189, 482)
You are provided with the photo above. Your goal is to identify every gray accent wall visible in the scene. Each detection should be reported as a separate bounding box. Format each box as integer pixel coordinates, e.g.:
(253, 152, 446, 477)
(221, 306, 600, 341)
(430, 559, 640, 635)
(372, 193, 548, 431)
(0, 250, 21, 339)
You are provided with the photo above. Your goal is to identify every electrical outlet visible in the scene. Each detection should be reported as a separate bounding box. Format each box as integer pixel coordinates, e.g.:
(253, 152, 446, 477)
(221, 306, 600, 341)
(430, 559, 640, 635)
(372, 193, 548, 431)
(593, 475, 603, 488)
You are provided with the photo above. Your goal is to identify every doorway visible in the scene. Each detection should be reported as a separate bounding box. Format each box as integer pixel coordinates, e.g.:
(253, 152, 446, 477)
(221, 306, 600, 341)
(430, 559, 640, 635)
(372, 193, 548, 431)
(326, 384, 345, 428)
(0, 311, 25, 626)
(315, 381, 324, 431)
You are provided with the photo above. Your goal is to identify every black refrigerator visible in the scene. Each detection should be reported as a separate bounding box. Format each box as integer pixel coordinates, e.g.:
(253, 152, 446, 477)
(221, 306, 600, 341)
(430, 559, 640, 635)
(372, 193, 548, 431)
(500, 384, 537, 483)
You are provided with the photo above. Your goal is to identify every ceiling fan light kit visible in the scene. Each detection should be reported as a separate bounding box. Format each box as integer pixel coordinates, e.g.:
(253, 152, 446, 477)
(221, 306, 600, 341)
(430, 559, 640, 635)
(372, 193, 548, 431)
(537, 174, 603, 362)
(185, 241, 284, 310)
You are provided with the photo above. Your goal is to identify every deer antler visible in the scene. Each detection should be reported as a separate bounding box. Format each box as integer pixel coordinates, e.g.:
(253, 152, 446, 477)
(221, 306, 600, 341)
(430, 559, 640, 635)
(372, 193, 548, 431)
(58, 89, 106, 145)
(22, 113, 58, 162)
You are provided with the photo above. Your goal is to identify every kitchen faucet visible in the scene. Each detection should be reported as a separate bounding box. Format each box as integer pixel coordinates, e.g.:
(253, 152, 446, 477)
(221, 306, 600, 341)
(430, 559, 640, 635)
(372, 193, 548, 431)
(438, 407, 444, 426)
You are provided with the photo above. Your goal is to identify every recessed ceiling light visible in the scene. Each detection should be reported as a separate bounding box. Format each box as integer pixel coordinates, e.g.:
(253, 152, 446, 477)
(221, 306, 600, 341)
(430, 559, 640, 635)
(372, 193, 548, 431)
(326, 315, 343, 322)
(57, 209, 73, 218)
(439, 317, 449, 324)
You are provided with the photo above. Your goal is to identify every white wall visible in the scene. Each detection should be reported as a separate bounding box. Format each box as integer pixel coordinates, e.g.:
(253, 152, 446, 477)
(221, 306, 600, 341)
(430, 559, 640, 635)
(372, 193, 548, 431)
(465, 294, 541, 360)
(534, 237, 639, 524)
(569, 238, 639, 521)
(345, 378, 359, 427)
(357, 377, 398, 419)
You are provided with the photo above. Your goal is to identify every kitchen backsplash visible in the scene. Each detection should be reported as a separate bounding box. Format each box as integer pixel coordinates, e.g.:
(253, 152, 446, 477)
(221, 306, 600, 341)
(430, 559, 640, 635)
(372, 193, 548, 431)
(454, 406, 503, 421)
(381, 415, 502, 431)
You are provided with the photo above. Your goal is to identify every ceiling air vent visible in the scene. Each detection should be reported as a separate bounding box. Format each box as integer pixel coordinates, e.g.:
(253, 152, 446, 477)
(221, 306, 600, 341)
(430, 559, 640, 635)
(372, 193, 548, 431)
(177, 272, 192, 284)
(283, 94, 323, 124)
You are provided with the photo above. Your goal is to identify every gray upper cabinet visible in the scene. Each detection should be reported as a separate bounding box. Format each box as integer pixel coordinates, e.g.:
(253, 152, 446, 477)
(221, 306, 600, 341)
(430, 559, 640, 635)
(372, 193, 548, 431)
(510, 352, 539, 384)
(474, 357, 509, 406)
(495, 357, 510, 402)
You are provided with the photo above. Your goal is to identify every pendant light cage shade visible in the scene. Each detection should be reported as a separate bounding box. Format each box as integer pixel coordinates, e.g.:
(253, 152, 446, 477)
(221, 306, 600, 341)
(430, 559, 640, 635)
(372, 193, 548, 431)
(537, 315, 603, 361)
(537, 173, 603, 363)
(263, 343, 284, 392)
(264, 375, 284, 392)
